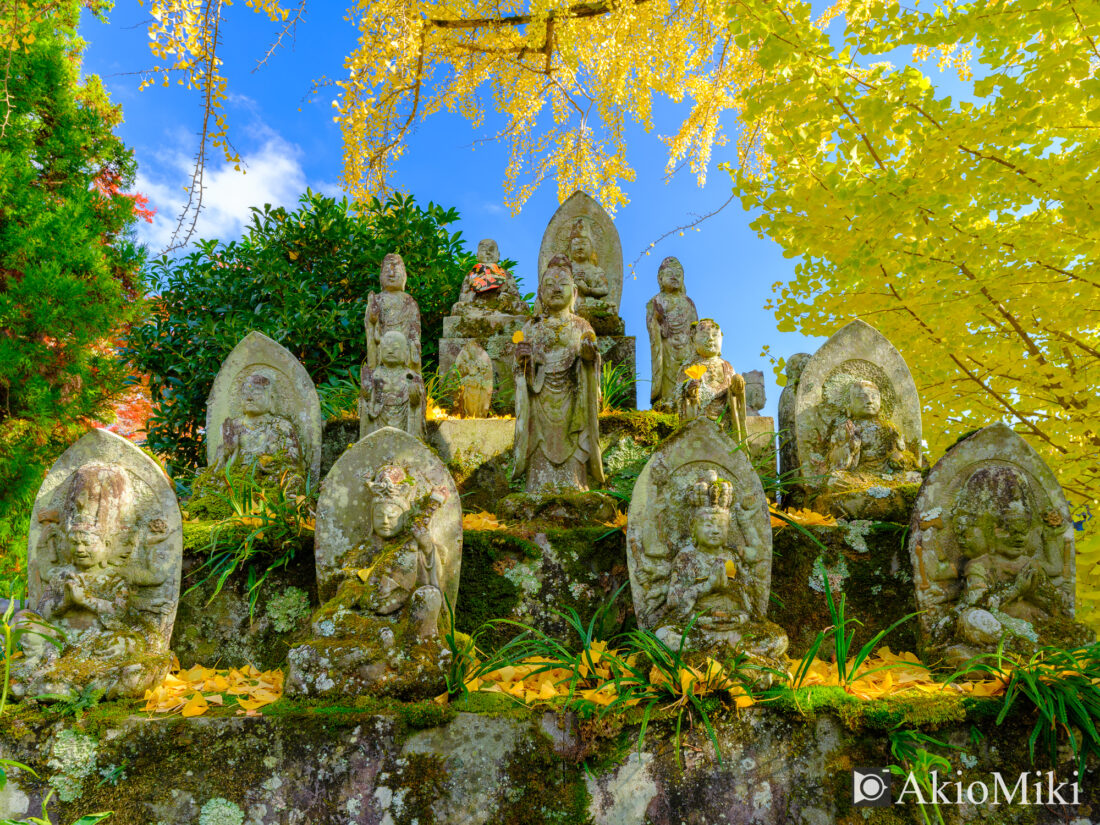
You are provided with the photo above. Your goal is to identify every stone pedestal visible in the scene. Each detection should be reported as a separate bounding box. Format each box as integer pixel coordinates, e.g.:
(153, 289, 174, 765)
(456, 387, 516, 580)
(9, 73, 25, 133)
(439, 312, 526, 414)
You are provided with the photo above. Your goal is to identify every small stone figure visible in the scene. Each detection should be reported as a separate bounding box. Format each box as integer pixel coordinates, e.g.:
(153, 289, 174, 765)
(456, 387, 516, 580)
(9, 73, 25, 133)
(677, 319, 748, 442)
(16, 430, 182, 700)
(450, 239, 528, 318)
(777, 352, 810, 489)
(626, 418, 788, 678)
(744, 370, 766, 416)
(205, 330, 323, 481)
(908, 424, 1089, 667)
(823, 379, 917, 488)
(454, 341, 494, 418)
(360, 331, 426, 441)
(567, 218, 613, 317)
(214, 369, 304, 480)
(646, 256, 698, 412)
(291, 427, 463, 698)
(366, 253, 422, 371)
(513, 255, 605, 493)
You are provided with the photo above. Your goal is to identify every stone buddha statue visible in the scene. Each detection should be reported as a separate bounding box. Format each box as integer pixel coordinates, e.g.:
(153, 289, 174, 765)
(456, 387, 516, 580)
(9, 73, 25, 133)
(360, 331, 426, 440)
(16, 463, 176, 699)
(677, 319, 748, 441)
(646, 256, 698, 412)
(214, 368, 304, 479)
(450, 239, 528, 318)
(454, 340, 494, 418)
(513, 255, 605, 493)
(365, 253, 422, 371)
(824, 379, 916, 487)
(567, 219, 613, 319)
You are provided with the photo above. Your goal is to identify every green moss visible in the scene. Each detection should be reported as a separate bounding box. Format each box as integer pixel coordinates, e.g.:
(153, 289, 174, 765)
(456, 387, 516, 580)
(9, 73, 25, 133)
(455, 530, 537, 634)
(598, 410, 678, 447)
(398, 699, 458, 729)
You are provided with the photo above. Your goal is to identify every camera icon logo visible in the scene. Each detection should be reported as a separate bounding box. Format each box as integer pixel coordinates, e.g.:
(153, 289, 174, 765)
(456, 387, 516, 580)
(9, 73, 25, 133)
(852, 768, 892, 807)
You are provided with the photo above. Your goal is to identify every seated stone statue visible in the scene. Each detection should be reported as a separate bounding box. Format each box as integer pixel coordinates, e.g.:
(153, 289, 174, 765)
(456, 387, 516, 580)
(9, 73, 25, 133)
(360, 331, 426, 441)
(450, 239, 528, 318)
(454, 340, 494, 418)
(513, 255, 605, 493)
(823, 379, 917, 488)
(366, 253, 422, 370)
(677, 319, 748, 441)
(323, 465, 447, 646)
(945, 466, 1067, 664)
(646, 256, 698, 412)
(14, 464, 175, 699)
(213, 368, 304, 480)
(657, 472, 787, 662)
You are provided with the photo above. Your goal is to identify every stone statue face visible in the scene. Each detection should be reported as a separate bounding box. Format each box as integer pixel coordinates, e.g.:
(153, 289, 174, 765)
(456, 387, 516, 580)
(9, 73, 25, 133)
(379, 331, 410, 367)
(692, 508, 730, 551)
(694, 322, 722, 358)
(847, 381, 881, 419)
(657, 258, 684, 293)
(540, 266, 576, 313)
(380, 254, 407, 292)
(569, 234, 594, 264)
(952, 466, 1035, 559)
(786, 352, 810, 385)
(477, 239, 499, 264)
(746, 382, 766, 411)
(69, 529, 112, 570)
(241, 373, 274, 416)
(372, 499, 408, 539)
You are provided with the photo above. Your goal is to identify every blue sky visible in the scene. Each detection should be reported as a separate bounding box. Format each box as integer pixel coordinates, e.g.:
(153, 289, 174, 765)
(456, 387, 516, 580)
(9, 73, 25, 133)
(81, 3, 825, 417)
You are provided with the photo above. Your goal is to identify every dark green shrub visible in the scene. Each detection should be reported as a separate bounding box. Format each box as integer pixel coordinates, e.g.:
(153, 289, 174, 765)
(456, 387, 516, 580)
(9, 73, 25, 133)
(124, 191, 476, 474)
(0, 2, 144, 562)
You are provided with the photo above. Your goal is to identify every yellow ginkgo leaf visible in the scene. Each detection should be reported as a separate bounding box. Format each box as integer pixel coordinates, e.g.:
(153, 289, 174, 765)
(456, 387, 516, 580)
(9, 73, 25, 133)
(684, 364, 707, 381)
(512, 330, 524, 344)
(725, 559, 737, 579)
(181, 692, 208, 717)
(357, 568, 372, 583)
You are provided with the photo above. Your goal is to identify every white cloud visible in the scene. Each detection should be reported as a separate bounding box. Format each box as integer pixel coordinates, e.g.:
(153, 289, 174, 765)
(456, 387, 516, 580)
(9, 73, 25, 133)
(135, 129, 309, 253)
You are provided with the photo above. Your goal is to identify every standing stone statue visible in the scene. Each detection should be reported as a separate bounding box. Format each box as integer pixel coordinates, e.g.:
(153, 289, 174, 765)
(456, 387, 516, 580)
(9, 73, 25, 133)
(366, 252, 422, 371)
(778, 353, 811, 490)
(206, 330, 322, 482)
(450, 239, 528, 318)
(14, 429, 182, 700)
(794, 320, 921, 518)
(513, 255, 605, 493)
(677, 319, 748, 442)
(288, 427, 462, 698)
(646, 256, 698, 412)
(538, 191, 625, 337)
(626, 417, 787, 674)
(454, 340, 494, 418)
(908, 423, 1090, 668)
(359, 331, 426, 441)
(744, 370, 766, 416)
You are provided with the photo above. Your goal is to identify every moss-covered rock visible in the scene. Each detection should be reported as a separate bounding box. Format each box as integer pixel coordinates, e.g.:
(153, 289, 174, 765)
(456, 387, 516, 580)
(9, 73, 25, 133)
(769, 521, 919, 658)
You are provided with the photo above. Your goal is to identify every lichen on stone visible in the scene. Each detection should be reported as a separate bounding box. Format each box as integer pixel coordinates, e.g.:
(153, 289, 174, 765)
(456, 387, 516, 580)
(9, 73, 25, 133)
(266, 586, 311, 633)
(198, 796, 245, 825)
(839, 519, 873, 554)
(809, 554, 849, 593)
(47, 728, 98, 803)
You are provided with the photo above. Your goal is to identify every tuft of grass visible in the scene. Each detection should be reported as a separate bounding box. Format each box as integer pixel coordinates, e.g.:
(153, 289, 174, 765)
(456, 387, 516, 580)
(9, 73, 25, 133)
(317, 367, 360, 419)
(600, 363, 638, 413)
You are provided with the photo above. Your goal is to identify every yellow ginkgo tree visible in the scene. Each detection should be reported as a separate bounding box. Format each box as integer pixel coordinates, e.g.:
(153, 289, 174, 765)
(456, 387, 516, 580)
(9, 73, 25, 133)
(726, 0, 1100, 619)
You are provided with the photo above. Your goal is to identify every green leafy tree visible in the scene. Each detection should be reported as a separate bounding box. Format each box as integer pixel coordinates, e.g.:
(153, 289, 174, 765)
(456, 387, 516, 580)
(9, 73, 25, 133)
(0, 1, 144, 564)
(727, 0, 1100, 620)
(125, 191, 476, 474)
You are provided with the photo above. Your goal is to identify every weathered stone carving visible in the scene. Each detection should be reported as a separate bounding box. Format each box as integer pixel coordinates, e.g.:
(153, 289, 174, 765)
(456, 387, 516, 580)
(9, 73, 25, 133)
(908, 423, 1090, 667)
(15, 429, 182, 699)
(777, 352, 810, 493)
(359, 331, 426, 441)
(744, 370, 766, 416)
(646, 256, 698, 412)
(450, 239, 528, 319)
(366, 252, 422, 371)
(627, 417, 787, 671)
(454, 340, 494, 418)
(513, 255, 605, 493)
(794, 320, 921, 518)
(289, 427, 462, 698)
(538, 191, 624, 336)
(206, 330, 322, 482)
(676, 319, 748, 442)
